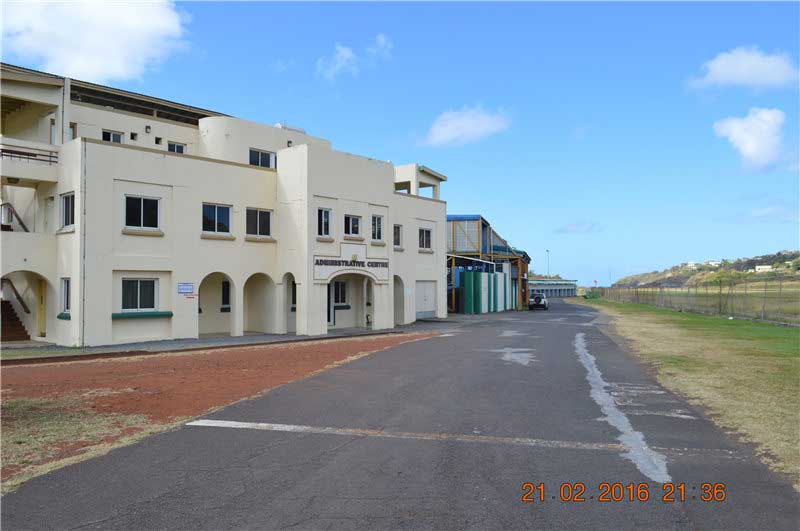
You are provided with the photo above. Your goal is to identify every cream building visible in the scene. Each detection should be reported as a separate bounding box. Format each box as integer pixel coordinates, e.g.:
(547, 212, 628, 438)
(1, 63, 447, 347)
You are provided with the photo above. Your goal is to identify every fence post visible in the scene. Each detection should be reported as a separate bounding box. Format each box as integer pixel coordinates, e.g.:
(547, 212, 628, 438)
(761, 280, 767, 320)
(718, 280, 722, 315)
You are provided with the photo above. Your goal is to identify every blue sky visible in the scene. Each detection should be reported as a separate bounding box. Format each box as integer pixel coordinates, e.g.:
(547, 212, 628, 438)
(4, 2, 798, 285)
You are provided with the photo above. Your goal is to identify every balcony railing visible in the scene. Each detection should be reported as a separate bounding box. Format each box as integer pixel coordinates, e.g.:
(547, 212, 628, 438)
(0, 136, 58, 166)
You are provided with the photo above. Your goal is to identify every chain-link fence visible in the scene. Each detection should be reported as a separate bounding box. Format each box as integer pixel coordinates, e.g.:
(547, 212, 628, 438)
(596, 278, 800, 326)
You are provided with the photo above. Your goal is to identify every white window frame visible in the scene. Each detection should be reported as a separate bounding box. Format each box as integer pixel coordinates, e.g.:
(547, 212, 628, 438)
(61, 278, 71, 313)
(334, 280, 347, 304)
(121, 278, 158, 313)
(102, 129, 123, 143)
(344, 214, 361, 236)
(371, 215, 383, 242)
(61, 192, 75, 228)
(317, 208, 331, 237)
(168, 141, 186, 154)
(202, 203, 232, 234)
(249, 148, 276, 169)
(393, 224, 402, 247)
(246, 207, 272, 237)
(419, 228, 432, 250)
(124, 194, 160, 230)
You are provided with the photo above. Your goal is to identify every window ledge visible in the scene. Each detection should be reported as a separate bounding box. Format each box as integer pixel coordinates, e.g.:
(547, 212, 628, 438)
(112, 311, 173, 320)
(56, 226, 75, 235)
(418, 249, 434, 254)
(370, 240, 386, 247)
(122, 227, 164, 237)
(393, 247, 404, 252)
(343, 235, 364, 242)
(245, 235, 276, 243)
(316, 236, 334, 243)
(57, 312, 71, 320)
(201, 232, 235, 241)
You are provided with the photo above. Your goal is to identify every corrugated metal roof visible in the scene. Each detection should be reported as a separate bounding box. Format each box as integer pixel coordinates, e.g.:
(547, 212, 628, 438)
(447, 214, 482, 221)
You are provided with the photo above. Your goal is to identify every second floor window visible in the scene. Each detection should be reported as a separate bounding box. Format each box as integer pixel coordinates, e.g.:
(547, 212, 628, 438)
(102, 130, 123, 143)
(393, 224, 402, 247)
(125, 196, 159, 229)
(61, 192, 75, 228)
(246, 208, 271, 237)
(249, 148, 276, 169)
(317, 209, 331, 237)
(168, 142, 185, 154)
(344, 215, 360, 236)
(419, 228, 432, 249)
(371, 215, 383, 241)
(202, 203, 231, 233)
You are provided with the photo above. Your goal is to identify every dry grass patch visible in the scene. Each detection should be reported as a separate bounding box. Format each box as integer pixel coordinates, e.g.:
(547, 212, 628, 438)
(574, 299, 800, 489)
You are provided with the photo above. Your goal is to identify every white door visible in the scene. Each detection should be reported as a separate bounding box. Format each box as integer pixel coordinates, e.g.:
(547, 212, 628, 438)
(415, 281, 436, 319)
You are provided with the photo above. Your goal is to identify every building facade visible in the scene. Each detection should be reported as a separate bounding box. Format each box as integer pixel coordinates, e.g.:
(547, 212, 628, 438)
(1, 64, 447, 346)
(528, 279, 578, 298)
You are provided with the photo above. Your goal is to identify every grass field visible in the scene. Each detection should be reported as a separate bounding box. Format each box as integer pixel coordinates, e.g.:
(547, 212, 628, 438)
(575, 298, 800, 489)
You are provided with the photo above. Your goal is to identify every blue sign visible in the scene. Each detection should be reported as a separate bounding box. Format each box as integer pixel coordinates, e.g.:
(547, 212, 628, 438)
(177, 282, 194, 294)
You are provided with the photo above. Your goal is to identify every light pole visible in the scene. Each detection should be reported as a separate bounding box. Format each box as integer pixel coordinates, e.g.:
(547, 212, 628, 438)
(546, 249, 550, 277)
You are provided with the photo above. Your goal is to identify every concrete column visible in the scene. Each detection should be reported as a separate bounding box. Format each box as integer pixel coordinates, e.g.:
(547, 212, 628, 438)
(274, 281, 287, 333)
(231, 281, 244, 337)
(372, 282, 393, 330)
(300, 282, 328, 336)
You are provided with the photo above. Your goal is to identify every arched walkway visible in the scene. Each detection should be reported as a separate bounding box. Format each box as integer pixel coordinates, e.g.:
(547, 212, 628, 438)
(393, 275, 405, 325)
(1, 270, 53, 340)
(243, 273, 276, 334)
(198, 272, 235, 337)
(327, 272, 374, 331)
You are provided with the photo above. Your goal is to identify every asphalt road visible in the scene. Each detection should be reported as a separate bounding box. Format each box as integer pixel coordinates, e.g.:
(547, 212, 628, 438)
(2, 301, 798, 529)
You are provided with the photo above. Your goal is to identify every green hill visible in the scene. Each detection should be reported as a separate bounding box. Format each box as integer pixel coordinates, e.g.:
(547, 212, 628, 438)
(614, 251, 800, 288)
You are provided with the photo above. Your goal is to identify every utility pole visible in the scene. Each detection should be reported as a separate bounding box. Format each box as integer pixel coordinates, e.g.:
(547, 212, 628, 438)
(546, 249, 550, 276)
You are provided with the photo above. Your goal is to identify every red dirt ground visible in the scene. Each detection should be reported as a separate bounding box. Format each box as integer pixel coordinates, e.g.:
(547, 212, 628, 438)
(1, 333, 436, 422)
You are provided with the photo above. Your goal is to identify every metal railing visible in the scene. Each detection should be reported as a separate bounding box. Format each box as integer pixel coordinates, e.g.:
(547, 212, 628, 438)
(1, 278, 31, 314)
(0, 202, 30, 232)
(0, 137, 58, 165)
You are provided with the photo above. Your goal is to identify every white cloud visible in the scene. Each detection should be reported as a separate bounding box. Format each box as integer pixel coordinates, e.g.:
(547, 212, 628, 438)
(1, 0, 186, 83)
(366, 33, 393, 59)
(555, 221, 602, 234)
(423, 106, 510, 147)
(316, 44, 359, 81)
(690, 46, 798, 89)
(713, 108, 785, 169)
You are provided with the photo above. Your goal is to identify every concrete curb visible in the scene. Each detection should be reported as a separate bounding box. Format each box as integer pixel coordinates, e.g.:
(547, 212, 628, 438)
(0, 330, 406, 367)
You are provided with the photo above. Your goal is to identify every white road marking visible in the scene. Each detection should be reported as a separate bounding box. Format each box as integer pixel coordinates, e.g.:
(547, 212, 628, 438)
(489, 347, 537, 366)
(574, 332, 671, 483)
(499, 330, 525, 337)
(186, 419, 625, 451)
(627, 410, 698, 420)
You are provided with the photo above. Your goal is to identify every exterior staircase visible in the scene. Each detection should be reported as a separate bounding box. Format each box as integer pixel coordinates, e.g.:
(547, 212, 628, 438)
(1, 299, 30, 341)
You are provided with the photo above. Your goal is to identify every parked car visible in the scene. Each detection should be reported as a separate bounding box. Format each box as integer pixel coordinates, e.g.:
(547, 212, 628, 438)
(529, 293, 549, 310)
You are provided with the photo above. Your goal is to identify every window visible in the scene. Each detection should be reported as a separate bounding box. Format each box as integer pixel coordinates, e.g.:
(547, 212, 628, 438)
(102, 130, 123, 143)
(61, 278, 71, 313)
(249, 148, 276, 169)
(371, 215, 383, 241)
(202, 203, 231, 233)
(246, 208, 271, 237)
(393, 224, 402, 247)
(344, 215, 360, 236)
(125, 196, 159, 229)
(419, 228, 432, 249)
(130, 132, 138, 141)
(291, 281, 297, 307)
(68, 123, 77, 141)
(168, 141, 185, 154)
(334, 281, 347, 304)
(122, 279, 157, 312)
(221, 280, 231, 312)
(155, 137, 163, 145)
(317, 208, 331, 237)
(61, 192, 75, 228)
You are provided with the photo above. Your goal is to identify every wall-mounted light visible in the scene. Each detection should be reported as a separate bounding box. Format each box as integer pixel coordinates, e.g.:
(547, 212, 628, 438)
(287, 140, 293, 147)
(145, 125, 151, 133)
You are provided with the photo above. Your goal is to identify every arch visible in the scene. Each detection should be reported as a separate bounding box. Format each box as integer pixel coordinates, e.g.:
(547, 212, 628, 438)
(198, 272, 235, 337)
(283, 272, 297, 334)
(327, 272, 374, 331)
(393, 275, 405, 326)
(2, 270, 53, 340)
(243, 273, 276, 334)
